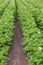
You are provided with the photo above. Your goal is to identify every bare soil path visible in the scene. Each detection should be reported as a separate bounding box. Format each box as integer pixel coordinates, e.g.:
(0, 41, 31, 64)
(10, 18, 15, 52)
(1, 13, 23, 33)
(7, 12, 28, 65)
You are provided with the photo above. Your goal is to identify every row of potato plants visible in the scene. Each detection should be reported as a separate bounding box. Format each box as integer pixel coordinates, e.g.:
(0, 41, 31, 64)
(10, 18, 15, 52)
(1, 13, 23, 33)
(0, 0, 16, 65)
(27, 0, 43, 36)
(17, 0, 43, 65)
(0, 0, 10, 18)
(21, 0, 43, 36)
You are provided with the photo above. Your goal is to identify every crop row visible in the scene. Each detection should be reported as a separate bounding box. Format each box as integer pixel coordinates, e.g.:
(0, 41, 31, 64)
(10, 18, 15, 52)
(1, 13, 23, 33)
(0, 0, 16, 65)
(21, 0, 43, 36)
(0, 0, 10, 18)
(17, 0, 43, 65)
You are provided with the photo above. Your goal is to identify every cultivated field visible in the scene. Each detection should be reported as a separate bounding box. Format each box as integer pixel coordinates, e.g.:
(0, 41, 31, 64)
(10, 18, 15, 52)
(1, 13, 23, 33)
(0, 0, 43, 65)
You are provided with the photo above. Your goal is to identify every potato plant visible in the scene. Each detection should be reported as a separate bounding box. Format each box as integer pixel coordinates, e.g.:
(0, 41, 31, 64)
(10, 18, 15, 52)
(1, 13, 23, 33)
(0, 0, 10, 17)
(21, 0, 43, 36)
(0, 0, 16, 65)
(17, 0, 43, 65)
(0, 0, 43, 65)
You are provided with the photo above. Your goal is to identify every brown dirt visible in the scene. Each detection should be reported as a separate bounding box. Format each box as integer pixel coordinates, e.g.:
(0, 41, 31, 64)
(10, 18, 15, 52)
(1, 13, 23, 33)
(7, 15, 28, 65)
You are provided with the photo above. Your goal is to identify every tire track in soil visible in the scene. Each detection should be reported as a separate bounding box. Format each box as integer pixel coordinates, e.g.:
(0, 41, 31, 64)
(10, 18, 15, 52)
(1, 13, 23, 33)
(7, 12, 28, 65)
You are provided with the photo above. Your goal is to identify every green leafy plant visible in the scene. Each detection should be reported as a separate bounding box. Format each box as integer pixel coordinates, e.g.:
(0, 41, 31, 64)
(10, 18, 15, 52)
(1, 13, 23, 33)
(0, 0, 16, 65)
(0, 0, 43, 65)
(17, 0, 43, 65)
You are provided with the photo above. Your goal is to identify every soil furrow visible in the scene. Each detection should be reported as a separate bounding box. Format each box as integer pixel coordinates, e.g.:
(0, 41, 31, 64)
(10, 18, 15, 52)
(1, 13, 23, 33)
(7, 1, 28, 64)
(7, 14, 28, 65)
